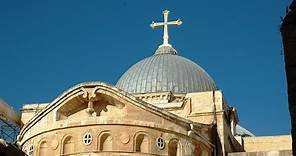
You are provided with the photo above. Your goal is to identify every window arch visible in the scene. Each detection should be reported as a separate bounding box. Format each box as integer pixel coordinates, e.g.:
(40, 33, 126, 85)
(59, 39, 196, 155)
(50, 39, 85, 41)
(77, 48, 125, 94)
(38, 141, 48, 155)
(168, 139, 180, 156)
(62, 136, 74, 155)
(135, 133, 149, 153)
(98, 132, 112, 151)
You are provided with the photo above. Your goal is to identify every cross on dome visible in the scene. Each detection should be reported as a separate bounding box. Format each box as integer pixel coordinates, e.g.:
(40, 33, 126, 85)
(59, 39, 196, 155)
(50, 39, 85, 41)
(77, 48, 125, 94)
(150, 10, 182, 47)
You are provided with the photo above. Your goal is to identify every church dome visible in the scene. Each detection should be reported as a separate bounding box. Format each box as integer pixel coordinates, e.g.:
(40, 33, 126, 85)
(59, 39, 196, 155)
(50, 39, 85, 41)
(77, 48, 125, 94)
(116, 46, 217, 94)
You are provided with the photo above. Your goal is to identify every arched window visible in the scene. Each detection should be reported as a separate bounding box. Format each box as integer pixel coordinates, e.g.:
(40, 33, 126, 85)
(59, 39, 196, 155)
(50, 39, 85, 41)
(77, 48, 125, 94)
(135, 134, 149, 153)
(99, 133, 112, 151)
(38, 141, 48, 155)
(62, 136, 74, 155)
(168, 139, 180, 156)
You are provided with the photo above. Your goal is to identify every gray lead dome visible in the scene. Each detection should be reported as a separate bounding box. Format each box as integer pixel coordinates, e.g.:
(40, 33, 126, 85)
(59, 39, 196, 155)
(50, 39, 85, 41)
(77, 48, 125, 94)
(116, 46, 217, 94)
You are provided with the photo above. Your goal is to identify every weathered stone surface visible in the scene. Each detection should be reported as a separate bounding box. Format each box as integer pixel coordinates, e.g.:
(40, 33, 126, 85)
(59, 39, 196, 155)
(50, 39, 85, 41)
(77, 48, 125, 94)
(228, 150, 292, 156)
(243, 135, 292, 152)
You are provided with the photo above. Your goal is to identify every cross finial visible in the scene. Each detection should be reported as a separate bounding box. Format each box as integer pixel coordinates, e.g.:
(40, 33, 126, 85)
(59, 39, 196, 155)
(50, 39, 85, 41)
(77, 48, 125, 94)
(150, 10, 182, 47)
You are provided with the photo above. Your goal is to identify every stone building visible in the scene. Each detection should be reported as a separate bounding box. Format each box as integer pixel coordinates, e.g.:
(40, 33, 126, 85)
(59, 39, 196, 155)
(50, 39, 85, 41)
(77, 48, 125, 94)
(16, 10, 291, 156)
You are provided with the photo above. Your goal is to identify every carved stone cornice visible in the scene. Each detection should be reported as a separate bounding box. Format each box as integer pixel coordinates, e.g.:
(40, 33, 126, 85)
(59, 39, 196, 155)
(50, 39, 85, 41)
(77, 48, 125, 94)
(80, 86, 101, 116)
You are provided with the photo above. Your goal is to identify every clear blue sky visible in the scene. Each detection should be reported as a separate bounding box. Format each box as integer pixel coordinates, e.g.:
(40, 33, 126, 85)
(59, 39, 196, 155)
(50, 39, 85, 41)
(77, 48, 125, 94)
(0, 0, 292, 136)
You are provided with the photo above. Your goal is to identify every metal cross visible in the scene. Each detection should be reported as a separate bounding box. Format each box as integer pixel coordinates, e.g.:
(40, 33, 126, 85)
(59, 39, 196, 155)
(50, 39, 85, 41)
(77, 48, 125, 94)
(150, 10, 182, 47)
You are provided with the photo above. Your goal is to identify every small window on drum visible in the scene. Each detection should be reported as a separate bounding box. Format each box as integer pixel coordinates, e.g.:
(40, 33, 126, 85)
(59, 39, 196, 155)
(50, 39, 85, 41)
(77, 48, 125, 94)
(83, 132, 93, 145)
(156, 137, 165, 150)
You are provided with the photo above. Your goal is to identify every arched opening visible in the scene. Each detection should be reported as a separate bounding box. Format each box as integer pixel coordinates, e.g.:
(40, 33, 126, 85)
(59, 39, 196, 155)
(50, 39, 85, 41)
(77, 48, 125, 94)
(168, 139, 180, 156)
(38, 141, 48, 155)
(62, 136, 74, 155)
(99, 133, 112, 151)
(135, 134, 149, 153)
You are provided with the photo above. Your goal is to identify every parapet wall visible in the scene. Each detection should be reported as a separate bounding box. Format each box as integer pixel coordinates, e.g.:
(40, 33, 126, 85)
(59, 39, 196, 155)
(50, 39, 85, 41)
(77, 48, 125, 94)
(243, 135, 292, 152)
(228, 150, 292, 156)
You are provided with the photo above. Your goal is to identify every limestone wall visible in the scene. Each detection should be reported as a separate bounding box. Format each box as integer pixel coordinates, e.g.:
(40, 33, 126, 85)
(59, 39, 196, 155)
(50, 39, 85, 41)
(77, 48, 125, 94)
(228, 150, 292, 156)
(21, 124, 210, 156)
(21, 103, 48, 125)
(243, 135, 292, 152)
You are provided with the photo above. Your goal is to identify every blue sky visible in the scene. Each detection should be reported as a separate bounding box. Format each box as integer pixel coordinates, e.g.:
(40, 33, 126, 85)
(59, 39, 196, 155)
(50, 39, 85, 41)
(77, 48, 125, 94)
(0, 0, 292, 135)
